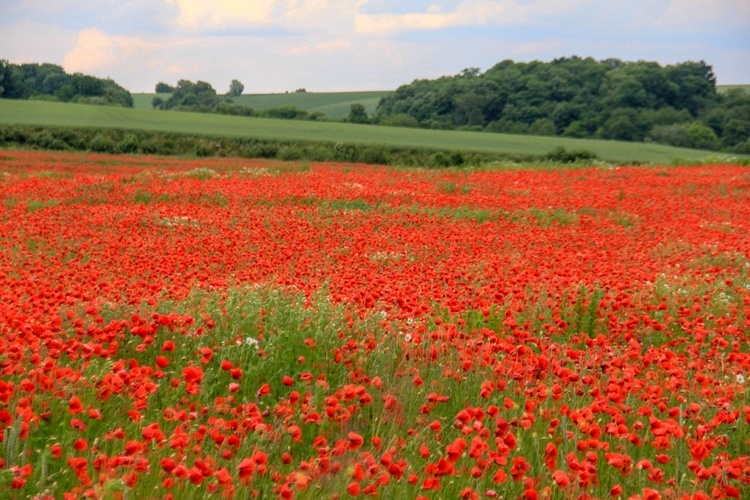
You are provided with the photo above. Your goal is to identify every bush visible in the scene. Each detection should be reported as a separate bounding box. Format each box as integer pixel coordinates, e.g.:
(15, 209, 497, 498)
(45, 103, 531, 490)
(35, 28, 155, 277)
(333, 142, 358, 162)
(140, 140, 160, 154)
(120, 134, 140, 154)
(649, 124, 692, 148)
(722, 119, 750, 147)
(253, 143, 280, 159)
(544, 146, 598, 163)
(432, 152, 452, 167)
(449, 151, 465, 166)
(378, 114, 419, 128)
(562, 121, 588, 138)
(731, 140, 750, 155)
(90, 133, 118, 153)
(30, 131, 68, 150)
(359, 144, 390, 165)
(277, 145, 303, 161)
(194, 142, 213, 157)
(0, 124, 551, 167)
(486, 119, 528, 135)
(528, 118, 557, 136)
(685, 122, 719, 150)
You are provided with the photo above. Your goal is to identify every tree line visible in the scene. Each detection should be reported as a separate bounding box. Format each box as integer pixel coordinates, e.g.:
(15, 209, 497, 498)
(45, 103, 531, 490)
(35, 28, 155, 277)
(0, 61, 133, 107)
(375, 57, 750, 153)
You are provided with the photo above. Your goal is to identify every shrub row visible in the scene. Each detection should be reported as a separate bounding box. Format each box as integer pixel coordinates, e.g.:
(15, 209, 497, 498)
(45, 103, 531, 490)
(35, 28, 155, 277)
(0, 125, 542, 168)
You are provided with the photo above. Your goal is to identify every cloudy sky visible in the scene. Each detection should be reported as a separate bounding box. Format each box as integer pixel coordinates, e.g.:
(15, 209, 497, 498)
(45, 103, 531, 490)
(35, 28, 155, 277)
(1, 0, 749, 94)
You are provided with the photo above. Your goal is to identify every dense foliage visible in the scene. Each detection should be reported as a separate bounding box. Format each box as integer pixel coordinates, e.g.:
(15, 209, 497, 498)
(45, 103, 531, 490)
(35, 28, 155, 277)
(0, 60, 133, 107)
(0, 124, 545, 167)
(153, 79, 324, 121)
(376, 57, 750, 153)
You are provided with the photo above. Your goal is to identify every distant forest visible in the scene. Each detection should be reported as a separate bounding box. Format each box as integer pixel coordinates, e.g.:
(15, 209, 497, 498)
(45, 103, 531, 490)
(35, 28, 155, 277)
(0, 61, 133, 107)
(375, 57, 750, 153)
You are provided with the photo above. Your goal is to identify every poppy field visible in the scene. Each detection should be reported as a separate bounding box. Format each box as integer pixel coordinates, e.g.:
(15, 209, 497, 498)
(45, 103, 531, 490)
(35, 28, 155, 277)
(0, 150, 749, 499)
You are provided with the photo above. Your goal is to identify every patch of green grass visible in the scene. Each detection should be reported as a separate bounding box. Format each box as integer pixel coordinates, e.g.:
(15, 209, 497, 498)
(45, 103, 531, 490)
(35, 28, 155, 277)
(131, 92, 172, 109)
(184, 167, 219, 180)
(199, 192, 230, 207)
(0, 99, 732, 164)
(513, 207, 578, 227)
(132, 91, 392, 119)
(717, 84, 750, 94)
(437, 181, 474, 195)
(408, 205, 495, 223)
(25, 198, 58, 212)
(326, 199, 374, 212)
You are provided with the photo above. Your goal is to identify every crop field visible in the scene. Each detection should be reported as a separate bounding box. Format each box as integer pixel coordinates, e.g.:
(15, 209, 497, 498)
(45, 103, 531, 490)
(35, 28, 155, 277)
(0, 100, 728, 164)
(0, 150, 748, 498)
(716, 85, 750, 95)
(132, 93, 172, 110)
(132, 91, 390, 120)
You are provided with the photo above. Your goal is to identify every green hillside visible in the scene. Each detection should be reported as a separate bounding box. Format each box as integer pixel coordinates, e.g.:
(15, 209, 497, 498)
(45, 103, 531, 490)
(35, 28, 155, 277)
(717, 84, 750, 94)
(132, 92, 171, 109)
(131, 91, 390, 119)
(0, 99, 730, 163)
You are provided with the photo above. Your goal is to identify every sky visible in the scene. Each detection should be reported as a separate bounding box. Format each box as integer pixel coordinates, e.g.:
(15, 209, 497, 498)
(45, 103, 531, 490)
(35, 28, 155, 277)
(1, 0, 749, 94)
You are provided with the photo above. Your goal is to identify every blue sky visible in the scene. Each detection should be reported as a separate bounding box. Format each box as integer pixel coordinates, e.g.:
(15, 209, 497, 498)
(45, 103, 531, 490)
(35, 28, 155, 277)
(1, 0, 748, 93)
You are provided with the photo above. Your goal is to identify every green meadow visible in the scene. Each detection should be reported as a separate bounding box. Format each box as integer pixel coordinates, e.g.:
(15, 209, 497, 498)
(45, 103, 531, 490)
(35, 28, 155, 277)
(0, 99, 731, 163)
(717, 84, 750, 94)
(132, 91, 390, 119)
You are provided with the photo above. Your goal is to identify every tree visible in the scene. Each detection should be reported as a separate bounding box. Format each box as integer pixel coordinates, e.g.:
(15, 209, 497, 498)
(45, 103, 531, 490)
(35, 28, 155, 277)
(685, 122, 719, 150)
(460, 67, 481, 78)
(649, 124, 692, 148)
(152, 96, 164, 109)
(155, 82, 174, 93)
(528, 118, 556, 136)
(228, 79, 244, 97)
(722, 119, 750, 147)
(0, 59, 9, 96)
(165, 80, 219, 109)
(348, 103, 369, 124)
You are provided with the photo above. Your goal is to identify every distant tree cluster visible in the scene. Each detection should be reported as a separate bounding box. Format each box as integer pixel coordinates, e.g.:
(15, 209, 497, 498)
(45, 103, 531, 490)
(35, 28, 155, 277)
(153, 79, 243, 110)
(151, 79, 326, 121)
(0, 60, 133, 107)
(154, 82, 174, 93)
(376, 57, 750, 153)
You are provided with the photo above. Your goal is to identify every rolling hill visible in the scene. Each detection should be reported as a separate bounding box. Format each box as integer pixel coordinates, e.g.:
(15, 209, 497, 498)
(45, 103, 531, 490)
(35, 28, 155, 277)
(0, 99, 731, 164)
(131, 91, 390, 120)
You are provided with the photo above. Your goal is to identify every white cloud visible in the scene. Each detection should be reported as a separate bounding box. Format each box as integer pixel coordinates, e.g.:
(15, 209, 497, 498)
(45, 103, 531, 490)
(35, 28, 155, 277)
(287, 38, 352, 56)
(16, 0, 119, 14)
(62, 27, 159, 73)
(657, 0, 750, 26)
(163, 0, 363, 32)
(355, 0, 593, 34)
(0, 21, 77, 64)
(165, 0, 275, 29)
(513, 40, 563, 56)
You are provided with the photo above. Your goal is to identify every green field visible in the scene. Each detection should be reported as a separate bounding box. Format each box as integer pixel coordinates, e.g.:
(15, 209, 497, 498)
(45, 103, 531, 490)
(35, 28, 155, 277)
(717, 84, 750, 94)
(131, 91, 391, 119)
(132, 92, 171, 109)
(0, 99, 732, 163)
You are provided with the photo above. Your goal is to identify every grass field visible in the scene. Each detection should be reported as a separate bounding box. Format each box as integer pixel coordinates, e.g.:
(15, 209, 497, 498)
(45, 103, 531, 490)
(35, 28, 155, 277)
(131, 91, 390, 119)
(717, 84, 750, 94)
(132, 92, 172, 109)
(0, 99, 730, 163)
